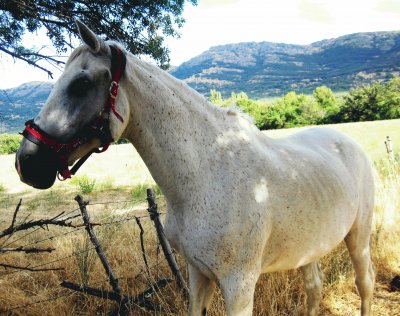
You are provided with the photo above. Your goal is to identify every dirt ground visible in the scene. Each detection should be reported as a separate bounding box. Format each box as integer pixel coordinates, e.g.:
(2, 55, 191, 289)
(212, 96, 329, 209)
(1, 142, 399, 315)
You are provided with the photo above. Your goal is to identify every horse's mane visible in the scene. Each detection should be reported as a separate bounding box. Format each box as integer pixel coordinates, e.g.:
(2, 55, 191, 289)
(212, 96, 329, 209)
(67, 41, 255, 127)
(66, 40, 127, 66)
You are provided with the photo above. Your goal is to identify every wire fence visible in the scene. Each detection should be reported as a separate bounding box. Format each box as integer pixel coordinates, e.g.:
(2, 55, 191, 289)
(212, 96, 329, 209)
(0, 190, 187, 315)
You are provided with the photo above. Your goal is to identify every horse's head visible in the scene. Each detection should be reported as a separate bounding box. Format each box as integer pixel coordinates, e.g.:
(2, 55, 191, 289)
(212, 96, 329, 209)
(15, 21, 128, 189)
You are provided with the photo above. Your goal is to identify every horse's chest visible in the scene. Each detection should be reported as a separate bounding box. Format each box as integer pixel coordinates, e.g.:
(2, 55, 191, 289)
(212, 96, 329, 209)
(164, 197, 270, 278)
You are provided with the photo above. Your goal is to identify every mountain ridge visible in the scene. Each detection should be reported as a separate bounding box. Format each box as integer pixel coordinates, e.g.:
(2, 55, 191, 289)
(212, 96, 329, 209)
(170, 31, 400, 98)
(1, 31, 400, 133)
(0, 82, 53, 133)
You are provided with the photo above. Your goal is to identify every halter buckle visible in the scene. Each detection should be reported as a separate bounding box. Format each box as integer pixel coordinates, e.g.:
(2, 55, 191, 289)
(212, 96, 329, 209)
(109, 81, 119, 99)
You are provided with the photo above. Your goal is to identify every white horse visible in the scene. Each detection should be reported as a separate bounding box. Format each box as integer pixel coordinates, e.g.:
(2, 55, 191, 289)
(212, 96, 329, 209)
(16, 21, 375, 315)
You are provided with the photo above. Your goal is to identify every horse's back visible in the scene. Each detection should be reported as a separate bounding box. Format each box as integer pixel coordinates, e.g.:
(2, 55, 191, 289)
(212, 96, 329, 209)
(272, 127, 373, 188)
(282, 127, 374, 216)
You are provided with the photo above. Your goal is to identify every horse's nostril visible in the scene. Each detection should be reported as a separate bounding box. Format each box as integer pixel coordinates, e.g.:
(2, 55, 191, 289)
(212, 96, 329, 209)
(20, 154, 32, 162)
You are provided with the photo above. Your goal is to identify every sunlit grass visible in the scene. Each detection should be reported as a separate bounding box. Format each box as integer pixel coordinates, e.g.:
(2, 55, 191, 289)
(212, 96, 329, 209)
(0, 119, 399, 315)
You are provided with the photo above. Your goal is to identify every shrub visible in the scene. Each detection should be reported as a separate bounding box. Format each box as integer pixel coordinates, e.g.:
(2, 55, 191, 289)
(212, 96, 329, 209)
(130, 183, 161, 202)
(130, 183, 149, 202)
(267, 92, 324, 129)
(71, 175, 96, 194)
(338, 78, 400, 122)
(210, 78, 400, 129)
(0, 134, 21, 154)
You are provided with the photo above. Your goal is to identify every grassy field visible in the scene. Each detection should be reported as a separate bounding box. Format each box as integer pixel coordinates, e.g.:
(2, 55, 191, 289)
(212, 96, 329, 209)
(0, 119, 399, 315)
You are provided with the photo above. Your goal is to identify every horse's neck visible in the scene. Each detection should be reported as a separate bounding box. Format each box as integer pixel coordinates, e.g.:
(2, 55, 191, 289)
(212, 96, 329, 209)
(122, 57, 230, 204)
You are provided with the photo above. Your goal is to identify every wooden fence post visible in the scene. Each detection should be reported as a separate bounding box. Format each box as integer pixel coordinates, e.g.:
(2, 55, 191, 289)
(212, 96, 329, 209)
(385, 136, 395, 161)
(146, 189, 189, 299)
(74, 195, 129, 315)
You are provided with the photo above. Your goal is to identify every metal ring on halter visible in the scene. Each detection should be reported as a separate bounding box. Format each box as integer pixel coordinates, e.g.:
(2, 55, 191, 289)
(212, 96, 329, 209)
(57, 172, 67, 181)
(109, 81, 119, 99)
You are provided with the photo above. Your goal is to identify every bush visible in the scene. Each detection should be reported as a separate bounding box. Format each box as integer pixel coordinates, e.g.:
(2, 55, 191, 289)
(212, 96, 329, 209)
(130, 183, 149, 202)
(210, 78, 400, 130)
(337, 78, 400, 122)
(236, 98, 270, 129)
(130, 183, 162, 202)
(71, 175, 96, 194)
(0, 134, 21, 154)
(265, 92, 325, 129)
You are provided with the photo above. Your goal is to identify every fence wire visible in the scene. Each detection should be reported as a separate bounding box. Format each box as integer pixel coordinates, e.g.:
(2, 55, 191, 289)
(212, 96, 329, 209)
(0, 196, 181, 314)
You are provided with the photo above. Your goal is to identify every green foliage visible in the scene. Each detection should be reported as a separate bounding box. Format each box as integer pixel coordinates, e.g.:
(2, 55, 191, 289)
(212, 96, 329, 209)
(0, 0, 197, 73)
(210, 79, 400, 130)
(338, 78, 400, 122)
(268, 92, 325, 128)
(71, 175, 96, 194)
(114, 138, 129, 145)
(130, 183, 162, 202)
(313, 86, 342, 123)
(130, 183, 149, 202)
(212, 90, 327, 129)
(236, 99, 270, 129)
(0, 134, 21, 154)
(210, 89, 223, 104)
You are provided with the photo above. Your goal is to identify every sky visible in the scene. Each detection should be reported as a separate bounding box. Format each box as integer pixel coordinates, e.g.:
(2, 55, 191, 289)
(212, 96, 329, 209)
(0, 0, 400, 89)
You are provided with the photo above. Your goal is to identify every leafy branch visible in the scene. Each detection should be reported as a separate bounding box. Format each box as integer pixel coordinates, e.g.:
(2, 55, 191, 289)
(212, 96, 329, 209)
(0, 0, 198, 73)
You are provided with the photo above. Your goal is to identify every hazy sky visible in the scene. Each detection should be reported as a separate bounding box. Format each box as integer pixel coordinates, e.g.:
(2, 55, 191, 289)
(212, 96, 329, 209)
(0, 0, 399, 89)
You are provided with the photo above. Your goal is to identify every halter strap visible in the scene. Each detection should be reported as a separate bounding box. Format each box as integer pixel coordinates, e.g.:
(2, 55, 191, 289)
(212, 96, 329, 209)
(21, 45, 126, 180)
(108, 45, 126, 123)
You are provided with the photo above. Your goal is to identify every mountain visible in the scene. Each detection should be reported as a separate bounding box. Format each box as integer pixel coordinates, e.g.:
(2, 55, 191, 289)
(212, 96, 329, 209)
(0, 82, 53, 133)
(1, 31, 400, 133)
(170, 31, 400, 98)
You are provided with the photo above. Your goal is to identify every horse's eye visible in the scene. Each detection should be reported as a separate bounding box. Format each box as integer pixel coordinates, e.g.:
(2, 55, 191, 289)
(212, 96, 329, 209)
(69, 76, 93, 97)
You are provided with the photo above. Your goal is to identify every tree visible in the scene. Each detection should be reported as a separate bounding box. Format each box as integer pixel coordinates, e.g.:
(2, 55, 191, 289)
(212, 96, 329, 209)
(269, 91, 323, 128)
(313, 86, 341, 123)
(380, 78, 400, 119)
(0, 0, 197, 77)
(209, 89, 222, 104)
(313, 86, 338, 109)
(339, 79, 400, 122)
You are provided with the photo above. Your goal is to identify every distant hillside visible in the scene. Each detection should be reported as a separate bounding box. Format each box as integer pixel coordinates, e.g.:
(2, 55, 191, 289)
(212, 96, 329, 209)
(1, 31, 400, 133)
(170, 31, 400, 98)
(0, 82, 53, 133)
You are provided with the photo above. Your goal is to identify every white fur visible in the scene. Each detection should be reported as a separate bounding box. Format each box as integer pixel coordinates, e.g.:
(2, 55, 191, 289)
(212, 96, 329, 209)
(52, 23, 376, 315)
(118, 56, 375, 316)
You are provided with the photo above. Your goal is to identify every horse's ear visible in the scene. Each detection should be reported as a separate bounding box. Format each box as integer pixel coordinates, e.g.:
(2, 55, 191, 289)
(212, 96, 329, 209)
(75, 20, 104, 53)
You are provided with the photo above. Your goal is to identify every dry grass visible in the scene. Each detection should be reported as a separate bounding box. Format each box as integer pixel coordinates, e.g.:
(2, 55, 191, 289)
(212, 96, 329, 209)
(0, 119, 399, 315)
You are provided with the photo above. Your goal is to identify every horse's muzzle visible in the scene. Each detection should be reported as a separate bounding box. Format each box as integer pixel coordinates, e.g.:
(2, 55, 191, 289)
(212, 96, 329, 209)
(15, 138, 58, 189)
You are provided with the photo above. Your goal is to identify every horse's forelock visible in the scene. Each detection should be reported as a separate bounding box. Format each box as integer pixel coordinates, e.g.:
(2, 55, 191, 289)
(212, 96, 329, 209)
(66, 45, 88, 66)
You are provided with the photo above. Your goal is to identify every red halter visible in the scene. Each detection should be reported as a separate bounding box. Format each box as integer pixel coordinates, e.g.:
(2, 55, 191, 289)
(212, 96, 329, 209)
(21, 45, 126, 180)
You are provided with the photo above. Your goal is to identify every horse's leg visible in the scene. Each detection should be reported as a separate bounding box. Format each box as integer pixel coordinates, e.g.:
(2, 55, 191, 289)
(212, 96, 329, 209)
(345, 223, 375, 315)
(188, 264, 216, 316)
(300, 261, 324, 316)
(219, 271, 258, 316)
